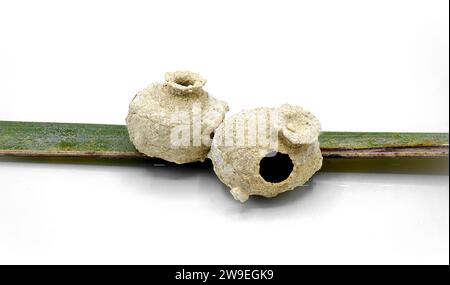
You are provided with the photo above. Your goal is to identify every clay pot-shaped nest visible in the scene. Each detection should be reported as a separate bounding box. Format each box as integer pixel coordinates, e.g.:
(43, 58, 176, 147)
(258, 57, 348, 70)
(208, 104, 322, 202)
(126, 71, 229, 164)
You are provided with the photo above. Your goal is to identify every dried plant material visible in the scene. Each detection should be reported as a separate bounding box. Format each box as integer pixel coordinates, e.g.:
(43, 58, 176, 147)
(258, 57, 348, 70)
(126, 71, 229, 164)
(208, 104, 323, 202)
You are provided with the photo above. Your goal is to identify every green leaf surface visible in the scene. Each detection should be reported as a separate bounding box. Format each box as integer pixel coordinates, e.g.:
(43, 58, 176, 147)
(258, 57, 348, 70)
(0, 121, 448, 159)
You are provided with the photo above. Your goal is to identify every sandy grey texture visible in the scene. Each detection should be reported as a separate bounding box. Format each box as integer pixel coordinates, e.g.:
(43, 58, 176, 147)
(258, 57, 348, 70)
(208, 104, 323, 202)
(126, 71, 229, 164)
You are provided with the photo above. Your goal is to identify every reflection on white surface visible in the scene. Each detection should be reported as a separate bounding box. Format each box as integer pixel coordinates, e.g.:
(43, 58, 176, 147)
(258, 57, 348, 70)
(0, 159, 448, 264)
(0, 0, 448, 266)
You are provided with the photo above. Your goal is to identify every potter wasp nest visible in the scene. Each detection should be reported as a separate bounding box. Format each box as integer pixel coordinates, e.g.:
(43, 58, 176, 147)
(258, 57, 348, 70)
(208, 104, 323, 202)
(126, 71, 322, 202)
(126, 71, 229, 164)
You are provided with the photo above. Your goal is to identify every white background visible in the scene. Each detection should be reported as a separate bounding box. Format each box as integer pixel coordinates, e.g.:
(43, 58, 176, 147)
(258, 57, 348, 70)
(0, 0, 448, 264)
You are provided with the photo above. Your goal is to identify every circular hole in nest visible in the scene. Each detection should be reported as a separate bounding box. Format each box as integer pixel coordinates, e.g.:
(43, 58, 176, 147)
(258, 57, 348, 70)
(259, 152, 293, 183)
(174, 77, 196, 87)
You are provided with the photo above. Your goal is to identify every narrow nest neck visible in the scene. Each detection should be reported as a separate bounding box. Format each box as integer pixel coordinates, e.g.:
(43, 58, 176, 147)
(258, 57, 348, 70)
(164, 71, 206, 95)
